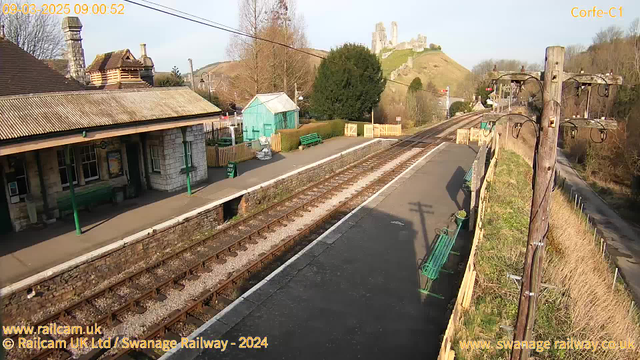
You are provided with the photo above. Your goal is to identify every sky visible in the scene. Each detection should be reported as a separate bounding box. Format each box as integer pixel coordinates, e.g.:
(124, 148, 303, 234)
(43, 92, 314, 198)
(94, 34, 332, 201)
(29, 0, 640, 73)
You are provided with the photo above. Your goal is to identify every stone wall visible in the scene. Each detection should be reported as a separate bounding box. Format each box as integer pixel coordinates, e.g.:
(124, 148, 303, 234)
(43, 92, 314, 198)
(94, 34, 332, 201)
(240, 139, 392, 212)
(2, 204, 224, 324)
(147, 125, 207, 192)
(1, 138, 136, 231)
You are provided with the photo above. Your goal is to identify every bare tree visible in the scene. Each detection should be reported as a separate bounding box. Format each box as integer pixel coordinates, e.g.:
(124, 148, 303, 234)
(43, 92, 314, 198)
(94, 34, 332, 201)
(228, 0, 312, 104)
(227, 0, 269, 98)
(593, 25, 624, 44)
(260, 0, 312, 99)
(0, 0, 64, 59)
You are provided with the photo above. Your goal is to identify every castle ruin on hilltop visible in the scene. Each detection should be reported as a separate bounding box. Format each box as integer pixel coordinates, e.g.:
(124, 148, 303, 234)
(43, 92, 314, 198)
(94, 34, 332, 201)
(371, 21, 427, 55)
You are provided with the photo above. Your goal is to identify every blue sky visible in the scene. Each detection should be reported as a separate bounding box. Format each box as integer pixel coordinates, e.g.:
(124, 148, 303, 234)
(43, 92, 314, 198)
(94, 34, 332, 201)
(36, 0, 640, 72)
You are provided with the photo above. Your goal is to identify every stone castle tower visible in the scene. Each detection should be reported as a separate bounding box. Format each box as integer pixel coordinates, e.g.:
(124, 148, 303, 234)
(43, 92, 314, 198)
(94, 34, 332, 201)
(62, 17, 87, 84)
(390, 21, 398, 47)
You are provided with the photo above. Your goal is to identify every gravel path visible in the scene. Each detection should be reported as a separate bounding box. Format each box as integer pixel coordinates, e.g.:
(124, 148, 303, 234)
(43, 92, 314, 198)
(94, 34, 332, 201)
(102, 148, 421, 345)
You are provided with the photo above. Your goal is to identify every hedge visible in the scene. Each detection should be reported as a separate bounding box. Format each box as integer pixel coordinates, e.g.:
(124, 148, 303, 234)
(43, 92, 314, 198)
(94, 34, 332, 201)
(278, 120, 346, 152)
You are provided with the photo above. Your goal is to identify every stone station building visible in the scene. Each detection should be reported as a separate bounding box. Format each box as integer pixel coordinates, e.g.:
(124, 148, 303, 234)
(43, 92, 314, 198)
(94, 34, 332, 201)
(0, 88, 220, 234)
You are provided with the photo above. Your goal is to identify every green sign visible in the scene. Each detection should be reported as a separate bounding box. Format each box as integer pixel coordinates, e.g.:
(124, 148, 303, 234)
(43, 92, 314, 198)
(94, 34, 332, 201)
(227, 161, 238, 178)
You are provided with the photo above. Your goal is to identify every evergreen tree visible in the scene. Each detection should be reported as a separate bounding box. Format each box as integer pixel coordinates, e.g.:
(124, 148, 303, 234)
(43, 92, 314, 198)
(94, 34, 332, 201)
(155, 66, 185, 87)
(408, 77, 423, 93)
(311, 43, 386, 120)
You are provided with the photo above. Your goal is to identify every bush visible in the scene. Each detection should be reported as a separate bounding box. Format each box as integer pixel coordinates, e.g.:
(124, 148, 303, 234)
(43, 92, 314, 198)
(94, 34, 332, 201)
(449, 101, 472, 115)
(278, 120, 345, 151)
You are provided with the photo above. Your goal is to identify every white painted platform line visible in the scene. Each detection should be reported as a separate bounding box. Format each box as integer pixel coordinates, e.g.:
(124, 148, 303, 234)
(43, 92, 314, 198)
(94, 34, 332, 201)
(1, 139, 389, 297)
(159, 142, 447, 360)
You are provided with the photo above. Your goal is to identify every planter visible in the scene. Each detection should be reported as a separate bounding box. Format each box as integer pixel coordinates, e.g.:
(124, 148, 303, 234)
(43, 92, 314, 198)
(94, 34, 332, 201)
(455, 212, 468, 229)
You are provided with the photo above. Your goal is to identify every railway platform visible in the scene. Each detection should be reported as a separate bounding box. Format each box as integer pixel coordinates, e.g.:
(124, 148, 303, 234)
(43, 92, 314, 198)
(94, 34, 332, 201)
(0, 136, 371, 287)
(167, 142, 478, 360)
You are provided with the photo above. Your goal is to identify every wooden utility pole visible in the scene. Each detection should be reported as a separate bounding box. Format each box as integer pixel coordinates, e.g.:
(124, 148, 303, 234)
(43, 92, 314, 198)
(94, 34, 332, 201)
(188, 58, 195, 90)
(488, 55, 622, 360)
(511, 46, 564, 360)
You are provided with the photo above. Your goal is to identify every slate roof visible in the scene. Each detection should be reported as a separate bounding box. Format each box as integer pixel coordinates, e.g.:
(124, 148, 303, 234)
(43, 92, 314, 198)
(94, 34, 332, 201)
(0, 87, 221, 141)
(243, 92, 298, 114)
(86, 49, 144, 72)
(0, 37, 84, 96)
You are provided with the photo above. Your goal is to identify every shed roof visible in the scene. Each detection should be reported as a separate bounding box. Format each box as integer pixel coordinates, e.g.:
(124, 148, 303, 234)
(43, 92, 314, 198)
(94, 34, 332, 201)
(0, 37, 84, 96)
(243, 92, 298, 114)
(0, 87, 221, 141)
(86, 49, 143, 72)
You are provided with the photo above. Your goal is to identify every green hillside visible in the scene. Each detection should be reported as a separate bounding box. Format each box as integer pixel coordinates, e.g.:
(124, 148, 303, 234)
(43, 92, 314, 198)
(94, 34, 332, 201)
(381, 50, 470, 96)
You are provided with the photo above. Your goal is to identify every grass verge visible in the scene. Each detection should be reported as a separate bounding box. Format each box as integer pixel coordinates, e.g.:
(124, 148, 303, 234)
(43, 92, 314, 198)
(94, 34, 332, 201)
(453, 150, 640, 360)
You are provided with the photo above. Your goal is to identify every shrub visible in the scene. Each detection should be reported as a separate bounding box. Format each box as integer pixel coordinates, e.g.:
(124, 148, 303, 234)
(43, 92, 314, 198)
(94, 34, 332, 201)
(449, 101, 472, 115)
(278, 120, 345, 151)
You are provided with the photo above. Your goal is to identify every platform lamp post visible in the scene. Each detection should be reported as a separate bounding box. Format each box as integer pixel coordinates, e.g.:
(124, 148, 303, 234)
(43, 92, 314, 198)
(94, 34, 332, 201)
(181, 127, 192, 196)
(64, 145, 81, 235)
(200, 72, 211, 102)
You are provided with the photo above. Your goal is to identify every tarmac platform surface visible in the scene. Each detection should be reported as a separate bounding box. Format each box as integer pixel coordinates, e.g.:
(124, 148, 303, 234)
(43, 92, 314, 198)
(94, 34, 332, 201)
(167, 142, 478, 360)
(0, 137, 371, 287)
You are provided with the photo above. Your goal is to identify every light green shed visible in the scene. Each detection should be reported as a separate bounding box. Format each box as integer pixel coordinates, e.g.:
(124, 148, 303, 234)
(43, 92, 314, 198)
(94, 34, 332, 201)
(242, 92, 299, 141)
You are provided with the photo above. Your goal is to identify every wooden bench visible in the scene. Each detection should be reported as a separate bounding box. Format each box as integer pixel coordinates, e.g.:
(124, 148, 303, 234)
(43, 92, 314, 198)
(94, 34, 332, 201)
(419, 222, 463, 297)
(300, 133, 322, 147)
(57, 184, 114, 215)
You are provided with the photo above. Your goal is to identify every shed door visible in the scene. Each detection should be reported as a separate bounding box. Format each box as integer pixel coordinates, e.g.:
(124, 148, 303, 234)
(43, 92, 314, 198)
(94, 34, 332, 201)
(264, 124, 273, 137)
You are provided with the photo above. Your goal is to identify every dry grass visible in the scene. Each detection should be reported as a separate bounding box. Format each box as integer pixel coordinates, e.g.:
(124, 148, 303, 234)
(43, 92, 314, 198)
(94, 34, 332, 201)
(547, 192, 640, 360)
(454, 150, 640, 359)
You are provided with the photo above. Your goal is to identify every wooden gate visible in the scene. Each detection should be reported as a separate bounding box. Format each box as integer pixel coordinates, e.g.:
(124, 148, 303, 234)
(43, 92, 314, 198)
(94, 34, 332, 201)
(344, 123, 358, 137)
(364, 124, 374, 138)
(364, 124, 401, 138)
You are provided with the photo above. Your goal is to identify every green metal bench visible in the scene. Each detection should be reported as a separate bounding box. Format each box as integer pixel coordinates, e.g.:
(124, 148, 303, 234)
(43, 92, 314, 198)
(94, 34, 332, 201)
(419, 222, 463, 298)
(463, 167, 473, 191)
(57, 184, 113, 216)
(217, 137, 233, 147)
(300, 133, 322, 147)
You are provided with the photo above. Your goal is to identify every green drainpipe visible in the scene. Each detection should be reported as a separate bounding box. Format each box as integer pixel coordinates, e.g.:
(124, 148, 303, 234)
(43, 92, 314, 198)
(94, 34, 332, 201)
(65, 146, 81, 235)
(181, 127, 192, 196)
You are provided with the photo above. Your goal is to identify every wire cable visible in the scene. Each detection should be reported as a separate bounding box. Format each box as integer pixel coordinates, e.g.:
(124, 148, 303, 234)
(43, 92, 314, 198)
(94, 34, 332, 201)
(123, 0, 446, 97)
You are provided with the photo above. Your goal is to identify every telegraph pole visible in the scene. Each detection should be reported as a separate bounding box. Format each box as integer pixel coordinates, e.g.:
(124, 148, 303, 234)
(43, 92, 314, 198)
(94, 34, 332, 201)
(511, 46, 564, 360)
(188, 58, 195, 90)
(489, 57, 621, 360)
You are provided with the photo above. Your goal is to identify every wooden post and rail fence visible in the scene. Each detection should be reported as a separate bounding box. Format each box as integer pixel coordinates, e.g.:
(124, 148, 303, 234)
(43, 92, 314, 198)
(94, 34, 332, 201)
(438, 131, 500, 360)
(206, 133, 281, 167)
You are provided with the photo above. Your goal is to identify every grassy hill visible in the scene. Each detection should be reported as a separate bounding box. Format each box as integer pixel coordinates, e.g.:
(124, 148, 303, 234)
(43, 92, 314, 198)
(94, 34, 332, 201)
(195, 48, 328, 78)
(381, 50, 470, 98)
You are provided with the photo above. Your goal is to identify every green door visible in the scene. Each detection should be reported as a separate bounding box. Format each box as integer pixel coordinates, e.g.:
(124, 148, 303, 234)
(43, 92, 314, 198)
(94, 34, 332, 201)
(126, 143, 142, 197)
(264, 124, 273, 137)
(0, 183, 12, 234)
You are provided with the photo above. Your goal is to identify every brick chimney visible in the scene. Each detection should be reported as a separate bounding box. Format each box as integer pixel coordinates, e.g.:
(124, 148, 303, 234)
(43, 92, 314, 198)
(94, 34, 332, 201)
(61, 17, 86, 84)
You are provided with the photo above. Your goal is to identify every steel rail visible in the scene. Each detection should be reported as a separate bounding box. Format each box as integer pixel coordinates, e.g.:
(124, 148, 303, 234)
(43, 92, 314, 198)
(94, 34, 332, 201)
(11, 113, 482, 360)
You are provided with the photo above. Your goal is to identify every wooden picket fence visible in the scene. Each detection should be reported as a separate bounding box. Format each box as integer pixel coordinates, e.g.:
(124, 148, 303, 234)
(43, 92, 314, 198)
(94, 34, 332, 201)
(438, 132, 499, 360)
(363, 124, 402, 138)
(456, 127, 492, 145)
(270, 133, 282, 152)
(344, 123, 358, 137)
(206, 133, 281, 167)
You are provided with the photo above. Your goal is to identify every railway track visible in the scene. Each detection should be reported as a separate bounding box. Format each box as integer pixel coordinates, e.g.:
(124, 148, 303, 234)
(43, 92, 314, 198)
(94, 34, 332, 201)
(4, 113, 482, 360)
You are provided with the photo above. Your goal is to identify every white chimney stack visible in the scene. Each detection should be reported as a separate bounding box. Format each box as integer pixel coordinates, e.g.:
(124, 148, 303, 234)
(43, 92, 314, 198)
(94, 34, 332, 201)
(140, 43, 147, 57)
